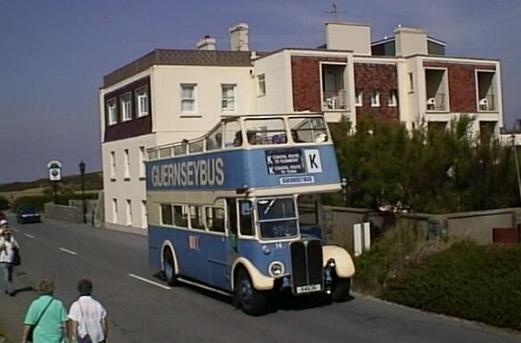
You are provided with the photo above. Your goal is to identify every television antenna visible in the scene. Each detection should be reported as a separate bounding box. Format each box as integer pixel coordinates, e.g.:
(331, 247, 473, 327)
(325, 3, 345, 22)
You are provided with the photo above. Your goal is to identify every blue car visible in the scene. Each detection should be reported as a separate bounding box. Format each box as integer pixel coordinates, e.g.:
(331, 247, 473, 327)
(16, 205, 41, 224)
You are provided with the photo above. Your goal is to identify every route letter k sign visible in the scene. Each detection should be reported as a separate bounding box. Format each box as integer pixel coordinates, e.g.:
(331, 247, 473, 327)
(304, 149, 322, 173)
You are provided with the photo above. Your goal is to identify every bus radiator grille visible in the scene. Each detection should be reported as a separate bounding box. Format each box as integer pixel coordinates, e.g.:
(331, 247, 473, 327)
(290, 240, 324, 291)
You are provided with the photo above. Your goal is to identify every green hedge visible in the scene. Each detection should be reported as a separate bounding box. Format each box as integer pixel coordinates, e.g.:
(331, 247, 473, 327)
(382, 241, 521, 330)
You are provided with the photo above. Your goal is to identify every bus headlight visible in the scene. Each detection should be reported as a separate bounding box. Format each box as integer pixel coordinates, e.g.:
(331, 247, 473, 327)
(269, 261, 285, 277)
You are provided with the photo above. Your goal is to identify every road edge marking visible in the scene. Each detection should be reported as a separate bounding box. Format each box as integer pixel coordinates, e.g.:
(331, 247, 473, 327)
(59, 247, 78, 255)
(128, 273, 171, 290)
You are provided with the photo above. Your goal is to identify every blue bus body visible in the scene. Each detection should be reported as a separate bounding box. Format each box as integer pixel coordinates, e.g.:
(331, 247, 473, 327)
(146, 114, 354, 314)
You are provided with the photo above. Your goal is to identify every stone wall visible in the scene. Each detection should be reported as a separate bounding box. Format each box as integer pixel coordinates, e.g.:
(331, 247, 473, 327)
(323, 205, 521, 250)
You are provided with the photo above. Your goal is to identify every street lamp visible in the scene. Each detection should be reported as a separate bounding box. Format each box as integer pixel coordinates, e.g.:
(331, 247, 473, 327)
(79, 160, 86, 224)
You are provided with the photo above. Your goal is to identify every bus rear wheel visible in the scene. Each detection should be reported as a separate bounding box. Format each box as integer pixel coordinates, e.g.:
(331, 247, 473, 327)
(236, 268, 267, 316)
(163, 248, 178, 286)
(330, 277, 351, 302)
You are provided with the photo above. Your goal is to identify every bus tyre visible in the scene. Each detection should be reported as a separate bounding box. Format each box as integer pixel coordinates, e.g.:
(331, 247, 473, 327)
(331, 277, 351, 302)
(236, 268, 267, 316)
(163, 248, 178, 286)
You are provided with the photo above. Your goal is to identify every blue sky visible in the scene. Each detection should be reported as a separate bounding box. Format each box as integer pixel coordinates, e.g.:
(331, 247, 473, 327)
(1, 0, 520, 183)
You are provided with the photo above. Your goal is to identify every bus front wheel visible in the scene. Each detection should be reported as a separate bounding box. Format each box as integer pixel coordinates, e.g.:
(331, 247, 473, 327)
(330, 277, 351, 302)
(236, 268, 267, 316)
(163, 248, 178, 286)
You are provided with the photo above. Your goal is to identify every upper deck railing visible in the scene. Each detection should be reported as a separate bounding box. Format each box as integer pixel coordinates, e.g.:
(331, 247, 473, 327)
(147, 113, 331, 162)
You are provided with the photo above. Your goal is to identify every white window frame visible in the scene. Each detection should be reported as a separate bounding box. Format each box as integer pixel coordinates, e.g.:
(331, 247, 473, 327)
(124, 149, 130, 180)
(126, 199, 132, 226)
(388, 89, 398, 107)
(257, 74, 266, 97)
(139, 146, 146, 179)
(221, 84, 236, 112)
(136, 86, 149, 117)
(141, 200, 147, 228)
(370, 90, 380, 107)
(107, 98, 118, 125)
(112, 198, 118, 224)
(355, 89, 363, 107)
(121, 92, 132, 121)
(110, 151, 116, 180)
(180, 84, 198, 114)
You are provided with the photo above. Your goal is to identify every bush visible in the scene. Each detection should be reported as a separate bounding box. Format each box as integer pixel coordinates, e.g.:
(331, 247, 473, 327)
(0, 195, 9, 210)
(382, 241, 521, 330)
(353, 220, 449, 296)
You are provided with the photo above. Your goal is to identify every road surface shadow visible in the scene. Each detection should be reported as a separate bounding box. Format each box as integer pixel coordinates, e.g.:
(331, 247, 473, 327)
(153, 271, 355, 314)
(10, 286, 35, 297)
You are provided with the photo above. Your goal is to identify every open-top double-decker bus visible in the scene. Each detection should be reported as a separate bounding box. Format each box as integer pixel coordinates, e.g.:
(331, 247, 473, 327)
(146, 113, 355, 315)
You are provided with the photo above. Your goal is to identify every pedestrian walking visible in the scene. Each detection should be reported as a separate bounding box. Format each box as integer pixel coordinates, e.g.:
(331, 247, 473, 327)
(0, 224, 19, 296)
(68, 278, 108, 343)
(22, 278, 69, 343)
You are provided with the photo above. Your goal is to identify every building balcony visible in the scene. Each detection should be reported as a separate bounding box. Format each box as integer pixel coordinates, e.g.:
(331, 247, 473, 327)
(426, 93, 447, 112)
(322, 89, 349, 111)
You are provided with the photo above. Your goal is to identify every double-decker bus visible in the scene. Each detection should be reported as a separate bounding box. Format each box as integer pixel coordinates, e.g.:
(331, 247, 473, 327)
(146, 113, 355, 315)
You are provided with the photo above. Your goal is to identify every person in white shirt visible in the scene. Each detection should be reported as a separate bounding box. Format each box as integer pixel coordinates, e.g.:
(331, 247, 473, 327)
(68, 278, 108, 343)
(0, 225, 19, 296)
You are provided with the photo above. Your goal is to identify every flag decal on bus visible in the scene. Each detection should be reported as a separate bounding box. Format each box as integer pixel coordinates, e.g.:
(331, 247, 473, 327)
(188, 235, 200, 250)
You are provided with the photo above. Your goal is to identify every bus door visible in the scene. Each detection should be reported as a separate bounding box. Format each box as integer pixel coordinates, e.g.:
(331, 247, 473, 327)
(184, 205, 207, 281)
(205, 204, 228, 290)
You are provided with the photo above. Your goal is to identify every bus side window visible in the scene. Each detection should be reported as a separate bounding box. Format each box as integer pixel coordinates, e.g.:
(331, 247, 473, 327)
(239, 200, 254, 236)
(226, 198, 237, 236)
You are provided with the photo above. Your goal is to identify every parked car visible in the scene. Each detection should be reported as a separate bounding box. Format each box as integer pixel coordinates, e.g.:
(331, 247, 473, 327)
(16, 205, 41, 224)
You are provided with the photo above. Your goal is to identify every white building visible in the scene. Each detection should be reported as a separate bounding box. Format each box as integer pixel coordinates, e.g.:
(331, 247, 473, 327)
(99, 22, 504, 232)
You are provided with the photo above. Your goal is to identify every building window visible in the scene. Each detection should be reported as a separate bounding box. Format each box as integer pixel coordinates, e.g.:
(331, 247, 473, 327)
(121, 92, 132, 121)
(112, 198, 118, 224)
(126, 199, 132, 226)
(408, 72, 414, 92)
(221, 84, 236, 111)
(142, 200, 147, 228)
(110, 151, 116, 179)
(124, 149, 130, 179)
(388, 89, 398, 107)
(180, 84, 197, 113)
(370, 90, 380, 107)
(107, 98, 118, 125)
(139, 146, 146, 178)
(355, 89, 363, 107)
(136, 86, 149, 117)
(476, 71, 496, 112)
(257, 74, 266, 96)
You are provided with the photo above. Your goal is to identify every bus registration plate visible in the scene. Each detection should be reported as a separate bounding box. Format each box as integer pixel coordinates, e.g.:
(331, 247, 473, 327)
(296, 284, 322, 294)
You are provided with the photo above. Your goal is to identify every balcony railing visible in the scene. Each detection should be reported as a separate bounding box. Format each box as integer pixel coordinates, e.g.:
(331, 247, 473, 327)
(478, 94, 496, 111)
(426, 93, 447, 111)
(322, 89, 349, 110)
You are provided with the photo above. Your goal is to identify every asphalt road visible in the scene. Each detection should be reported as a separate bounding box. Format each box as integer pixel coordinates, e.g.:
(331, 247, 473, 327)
(0, 217, 520, 343)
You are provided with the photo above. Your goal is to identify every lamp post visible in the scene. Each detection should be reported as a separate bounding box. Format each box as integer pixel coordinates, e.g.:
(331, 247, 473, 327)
(79, 160, 86, 224)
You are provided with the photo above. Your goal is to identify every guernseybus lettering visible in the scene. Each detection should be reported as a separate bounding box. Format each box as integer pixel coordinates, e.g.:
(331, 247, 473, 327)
(151, 157, 225, 188)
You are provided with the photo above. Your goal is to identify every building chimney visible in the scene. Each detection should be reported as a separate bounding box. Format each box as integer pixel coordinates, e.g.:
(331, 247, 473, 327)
(394, 26, 428, 56)
(324, 22, 371, 55)
(196, 35, 216, 50)
(229, 23, 249, 51)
